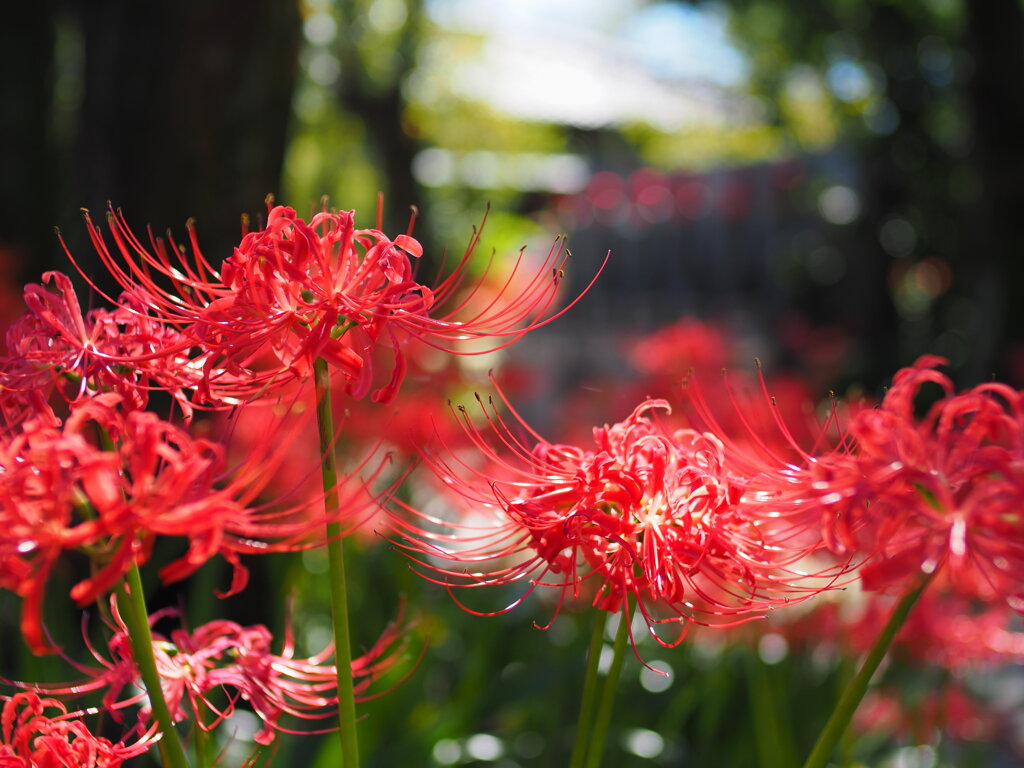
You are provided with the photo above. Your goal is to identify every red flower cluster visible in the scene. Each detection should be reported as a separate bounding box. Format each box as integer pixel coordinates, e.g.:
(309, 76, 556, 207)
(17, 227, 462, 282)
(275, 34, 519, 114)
(766, 566, 1024, 674)
(393, 386, 847, 645)
(0, 392, 382, 654)
(812, 355, 1024, 599)
(853, 684, 994, 747)
(0, 692, 150, 768)
(0, 272, 194, 430)
(628, 317, 731, 379)
(70, 204, 601, 407)
(0, 197, 604, 763)
(29, 608, 407, 747)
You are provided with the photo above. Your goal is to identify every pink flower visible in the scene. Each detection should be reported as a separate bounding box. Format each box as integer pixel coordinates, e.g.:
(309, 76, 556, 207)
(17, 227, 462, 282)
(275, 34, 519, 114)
(0, 692, 150, 767)
(393, 383, 845, 646)
(70, 204, 603, 406)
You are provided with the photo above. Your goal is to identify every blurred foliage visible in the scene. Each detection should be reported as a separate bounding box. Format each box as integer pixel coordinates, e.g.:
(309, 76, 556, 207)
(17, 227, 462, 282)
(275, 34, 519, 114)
(285, 0, 570, 256)
(625, 121, 787, 170)
(283, 0, 1024, 393)
(700, 0, 1024, 386)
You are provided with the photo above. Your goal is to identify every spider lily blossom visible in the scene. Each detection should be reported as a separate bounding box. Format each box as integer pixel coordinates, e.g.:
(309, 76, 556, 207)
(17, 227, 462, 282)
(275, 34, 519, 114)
(68, 204, 605, 406)
(0, 393, 388, 654)
(811, 355, 1024, 601)
(0, 272, 197, 430)
(392, 384, 847, 647)
(0, 692, 152, 767)
(17, 607, 409, 747)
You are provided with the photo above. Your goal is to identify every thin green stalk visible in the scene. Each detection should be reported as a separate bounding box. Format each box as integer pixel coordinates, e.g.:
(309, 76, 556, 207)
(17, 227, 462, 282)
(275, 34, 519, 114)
(569, 613, 608, 768)
(835, 654, 857, 767)
(192, 713, 210, 768)
(747, 650, 799, 768)
(98, 429, 189, 767)
(313, 356, 360, 768)
(118, 563, 190, 768)
(585, 604, 631, 768)
(802, 572, 934, 768)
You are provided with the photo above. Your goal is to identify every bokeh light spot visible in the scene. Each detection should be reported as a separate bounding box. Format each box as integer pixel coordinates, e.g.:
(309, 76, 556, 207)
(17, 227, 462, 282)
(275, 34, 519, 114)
(818, 185, 860, 224)
(432, 738, 462, 765)
(623, 728, 665, 759)
(639, 659, 674, 693)
(879, 217, 917, 257)
(758, 633, 789, 664)
(465, 733, 505, 761)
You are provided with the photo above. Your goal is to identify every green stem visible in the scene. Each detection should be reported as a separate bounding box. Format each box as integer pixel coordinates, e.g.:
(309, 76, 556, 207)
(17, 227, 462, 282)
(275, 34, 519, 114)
(192, 714, 210, 768)
(569, 613, 608, 768)
(585, 604, 631, 768)
(802, 572, 934, 768)
(835, 654, 856, 767)
(118, 563, 191, 768)
(313, 356, 360, 768)
(747, 650, 798, 768)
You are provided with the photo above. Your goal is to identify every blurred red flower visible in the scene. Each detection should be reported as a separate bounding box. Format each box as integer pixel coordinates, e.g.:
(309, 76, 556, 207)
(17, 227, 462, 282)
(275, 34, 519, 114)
(0, 272, 196, 430)
(628, 317, 731, 379)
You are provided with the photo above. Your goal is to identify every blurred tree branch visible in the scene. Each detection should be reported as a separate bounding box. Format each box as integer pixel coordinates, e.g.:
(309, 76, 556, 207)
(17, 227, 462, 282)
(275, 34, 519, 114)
(678, 0, 1024, 384)
(334, 0, 434, 258)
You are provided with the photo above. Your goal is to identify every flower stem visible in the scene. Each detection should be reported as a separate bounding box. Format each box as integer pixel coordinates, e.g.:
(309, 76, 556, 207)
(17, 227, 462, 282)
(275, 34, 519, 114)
(569, 613, 608, 768)
(747, 649, 798, 768)
(313, 356, 360, 768)
(584, 604, 631, 768)
(118, 562, 190, 768)
(801, 572, 934, 768)
(192, 718, 209, 768)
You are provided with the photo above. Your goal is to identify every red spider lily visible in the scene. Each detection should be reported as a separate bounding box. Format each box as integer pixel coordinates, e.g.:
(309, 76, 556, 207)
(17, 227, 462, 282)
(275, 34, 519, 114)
(23, 606, 409, 747)
(216, 374, 444, 545)
(0, 692, 151, 767)
(853, 683, 995, 747)
(0, 393, 389, 654)
(0, 272, 198, 430)
(391, 381, 847, 648)
(66, 203, 605, 407)
(810, 355, 1024, 601)
(555, 358, 829, 468)
(627, 317, 732, 379)
(857, 582, 1024, 669)
(761, 564, 1024, 673)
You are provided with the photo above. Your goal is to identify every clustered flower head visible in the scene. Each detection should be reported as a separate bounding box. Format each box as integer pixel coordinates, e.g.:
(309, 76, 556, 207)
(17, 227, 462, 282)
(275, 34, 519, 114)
(0, 199, 599, 764)
(392, 381, 849, 647)
(811, 355, 1024, 600)
(0, 272, 194, 430)
(26, 606, 408, 748)
(69, 203, 600, 409)
(0, 692, 151, 768)
(0, 389, 380, 655)
(628, 317, 731, 379)
(4, 193, 1024, 764)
